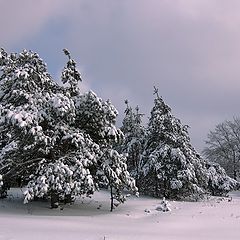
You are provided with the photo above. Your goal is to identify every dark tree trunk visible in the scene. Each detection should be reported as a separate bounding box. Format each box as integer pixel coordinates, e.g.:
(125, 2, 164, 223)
(232, 151, 238, 180)
(233, 155, 237, 180)
(110, 186, 114, 212)
(233, 168, 237, 180)
(0, 182, 10, 199)
(64, 194, 73, 204)
(0, 186, 8, 199)
(155, 170, 159, 197)
(50, 191, 59, 208)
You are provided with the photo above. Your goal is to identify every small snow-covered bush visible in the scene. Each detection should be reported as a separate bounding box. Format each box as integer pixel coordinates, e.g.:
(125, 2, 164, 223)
(155, 198, 171, 212)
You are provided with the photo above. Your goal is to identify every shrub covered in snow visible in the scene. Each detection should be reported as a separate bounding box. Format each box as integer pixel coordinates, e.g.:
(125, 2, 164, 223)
(207, 162, 239, 196)
(155, 198, 171, 212)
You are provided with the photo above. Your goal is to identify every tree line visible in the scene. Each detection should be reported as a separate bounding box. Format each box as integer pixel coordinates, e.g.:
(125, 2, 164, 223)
(118, 88, 238, 200)
(0, 49, 238, 210)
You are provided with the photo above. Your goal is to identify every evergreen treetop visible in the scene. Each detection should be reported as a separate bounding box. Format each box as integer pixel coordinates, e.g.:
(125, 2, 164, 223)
(119, 100, 145, 177)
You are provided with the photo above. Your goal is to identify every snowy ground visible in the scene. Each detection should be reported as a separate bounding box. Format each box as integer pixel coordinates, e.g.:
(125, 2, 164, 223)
(0, 189, 240, 240)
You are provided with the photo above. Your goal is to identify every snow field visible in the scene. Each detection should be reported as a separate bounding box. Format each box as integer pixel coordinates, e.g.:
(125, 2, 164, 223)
(1, 189, 240, 240)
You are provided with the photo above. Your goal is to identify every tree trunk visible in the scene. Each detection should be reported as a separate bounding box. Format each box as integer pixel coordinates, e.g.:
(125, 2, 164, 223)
(0, 186, 7, 199)
(64, 194, 73, 204)
(0, 182, 10, 199)
(110, 186, 114, 212)
(233, 168, 237, 180)
(155, 170, 158, 197)
(50, 190, 59, 208)
(233, 151, 237, 180)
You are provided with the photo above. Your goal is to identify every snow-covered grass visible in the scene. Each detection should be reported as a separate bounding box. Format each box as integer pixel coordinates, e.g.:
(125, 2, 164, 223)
(1, 188, 240, 240)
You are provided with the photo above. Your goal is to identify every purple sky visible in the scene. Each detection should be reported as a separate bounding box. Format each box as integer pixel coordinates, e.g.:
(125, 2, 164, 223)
(1, 0, 240, 151)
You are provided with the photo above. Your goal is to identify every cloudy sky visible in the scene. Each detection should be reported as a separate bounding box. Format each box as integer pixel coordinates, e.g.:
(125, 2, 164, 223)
(1, 0, 240, 151)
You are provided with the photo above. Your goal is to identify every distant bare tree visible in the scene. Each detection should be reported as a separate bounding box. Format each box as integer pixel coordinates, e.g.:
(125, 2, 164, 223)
(203, 118, 240, 180)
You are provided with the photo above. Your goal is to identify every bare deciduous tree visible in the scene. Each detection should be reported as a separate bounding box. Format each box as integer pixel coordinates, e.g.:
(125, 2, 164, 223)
(203, 118, 240, 180)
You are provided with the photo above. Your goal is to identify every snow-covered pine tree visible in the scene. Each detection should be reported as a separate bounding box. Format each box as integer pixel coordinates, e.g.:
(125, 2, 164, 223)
(206, 161, 238, 196)
(138, 87, 237, 200)
(0, 48, 63, 193)
(73, 92, 138, 210)
(0, 48, 138, 209)
(118, 100, 145, 177)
